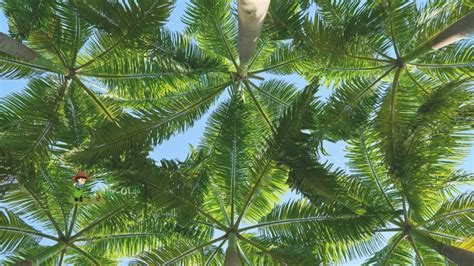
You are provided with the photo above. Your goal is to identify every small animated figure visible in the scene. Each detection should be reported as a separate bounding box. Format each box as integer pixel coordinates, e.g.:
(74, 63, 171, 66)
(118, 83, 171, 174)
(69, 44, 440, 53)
(72, 171, 89, 202)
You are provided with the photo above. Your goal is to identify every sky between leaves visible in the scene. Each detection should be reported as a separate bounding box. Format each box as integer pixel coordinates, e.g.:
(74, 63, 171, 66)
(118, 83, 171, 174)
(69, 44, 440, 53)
(0, 0, 471, 172)
(0, 0, 472, 265)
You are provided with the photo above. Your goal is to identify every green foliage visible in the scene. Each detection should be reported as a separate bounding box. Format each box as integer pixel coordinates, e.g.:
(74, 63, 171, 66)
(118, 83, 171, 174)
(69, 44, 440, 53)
(0, 162, 175, 265)
(1, 0, 56, 39)
(70, 77, 226, 164)
(0, 0, 472, 264)
(183, 0, 238, 65)
(73, 0, 173, 40)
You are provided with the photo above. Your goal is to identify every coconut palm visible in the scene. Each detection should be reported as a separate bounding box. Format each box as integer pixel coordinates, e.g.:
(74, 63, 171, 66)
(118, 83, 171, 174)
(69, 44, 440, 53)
(0, 0, 472, 265)
(350, 85, 474, 265)
(282, 0, 473, 141)
(0, 0, 213, 163)
(70, 0, 314, 163)
(269, 2, 474, 262)
(0, 0, 179, 117)
(108, 87, 387, 265)
(276, 65, 474, 264)
(0, 161, 185, 265)
(69, 0, 473, 163)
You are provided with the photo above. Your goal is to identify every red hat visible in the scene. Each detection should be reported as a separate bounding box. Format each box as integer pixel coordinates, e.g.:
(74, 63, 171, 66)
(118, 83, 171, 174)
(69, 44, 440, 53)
(72, 171, 89, 182)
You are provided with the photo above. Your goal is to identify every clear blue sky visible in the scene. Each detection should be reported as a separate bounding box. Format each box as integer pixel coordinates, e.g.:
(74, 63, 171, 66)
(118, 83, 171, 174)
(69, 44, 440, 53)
(0, 1, 472, 264)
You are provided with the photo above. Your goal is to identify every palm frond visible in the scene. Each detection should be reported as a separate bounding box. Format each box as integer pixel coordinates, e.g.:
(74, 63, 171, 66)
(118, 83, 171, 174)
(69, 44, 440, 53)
(70, 79, 227, 163)
(321, 73, 390, 140)
(198, 96, 269, 224)
(363, 233, 412, 265)
(413, 40, 473, 82)
(0, 52, 61, 79)
(247, 199, 382, 246)
(236, 83, 320, 226)
(75, 0, 172, 40)
(0, 210, 45, 253)
(419, 192, 474, 239)
(0, 0, 56, 39)
(250, 42, 307, 75)
(75, 211, 193, 260)
(413, 240, 447, 265)
(183, 0, 238, 67)
(23, 3, 92, 68)
(0, 76, 70, 161)
(136, 235, 226, 265)
(115, 156, 228, 231)
(400, 1, 465, 54)
(72, 76, 122, 123)
(264, 0, 305, 41)
(74, 0, 173, 70)
(346, 130, 400, 211)
(3, 243, 64, 266)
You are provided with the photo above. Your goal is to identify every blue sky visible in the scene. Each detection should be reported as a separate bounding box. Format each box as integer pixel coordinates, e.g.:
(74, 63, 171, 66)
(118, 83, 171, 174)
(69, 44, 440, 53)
(0, 1, 471, 171)
(0, 1, 472, 264)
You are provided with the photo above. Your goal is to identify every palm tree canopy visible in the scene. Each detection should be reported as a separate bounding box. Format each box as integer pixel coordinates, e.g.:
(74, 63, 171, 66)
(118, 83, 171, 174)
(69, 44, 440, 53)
(104, 86, 387, 264)
(0, 0, 472, 265)
(0, 161, 183, 265)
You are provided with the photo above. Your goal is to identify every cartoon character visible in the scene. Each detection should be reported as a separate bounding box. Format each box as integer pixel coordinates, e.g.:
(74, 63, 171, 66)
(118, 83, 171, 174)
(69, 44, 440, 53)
(72, 171, 89, 202)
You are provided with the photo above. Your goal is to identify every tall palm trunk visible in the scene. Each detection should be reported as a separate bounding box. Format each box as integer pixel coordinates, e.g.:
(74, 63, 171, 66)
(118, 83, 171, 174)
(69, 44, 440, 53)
(237, 0, 271, 66)
(0, 32, 37, 61)
(410, 230, 474, 266)
(224, 232, 242, 266)
(403, 12, 474, 62)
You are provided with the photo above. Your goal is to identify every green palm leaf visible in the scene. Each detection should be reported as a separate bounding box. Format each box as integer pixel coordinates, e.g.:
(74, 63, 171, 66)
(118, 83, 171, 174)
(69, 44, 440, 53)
(0, 75, 70, 161)
(0, 210, 43, 253)
(0, 0, 56, 39)
(70, 78, 227, 163)
(183, 0, 238, 67)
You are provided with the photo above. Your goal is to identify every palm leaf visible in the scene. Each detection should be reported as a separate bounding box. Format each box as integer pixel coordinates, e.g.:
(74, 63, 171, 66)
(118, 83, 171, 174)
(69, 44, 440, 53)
(74, 0, 173, 70)
(247, 199, 382, 245)
(70, 78, 227, 163)
(183, 0, 238, 67)
(0, 75, 70, 161)
(0, 210, 45, 253)
(0, 0, 56, 39)
(363, 233, 412, 265)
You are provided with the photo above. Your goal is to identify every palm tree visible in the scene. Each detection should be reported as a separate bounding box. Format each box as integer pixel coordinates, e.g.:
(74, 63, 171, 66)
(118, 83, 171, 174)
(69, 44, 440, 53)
(283, 0, 473, 141)
(268, 2, 474, 262)
(108, 87, 382, 265)
(0, 161, 176, 265)
(72, 0, 473, 162)
(348, 126, 474, 265)
(0, 0, 472, 265)
(276, 58, 474, 264)
(70, 0, 312, 164)
(0, 0, 199, 163)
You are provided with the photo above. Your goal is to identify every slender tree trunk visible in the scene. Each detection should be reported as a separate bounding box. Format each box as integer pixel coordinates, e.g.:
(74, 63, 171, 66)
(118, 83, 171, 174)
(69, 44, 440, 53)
(237, 0, 271, 66)
(411, 229, 474, 266)
(0, 32, 37, 61)
(224, 233, 242, 266)
(403, 12, 474, 62)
